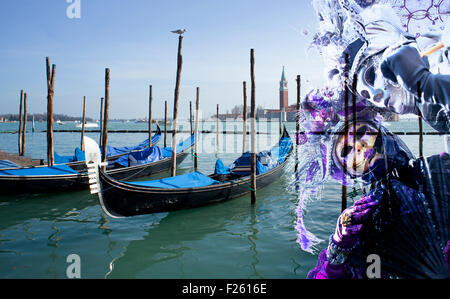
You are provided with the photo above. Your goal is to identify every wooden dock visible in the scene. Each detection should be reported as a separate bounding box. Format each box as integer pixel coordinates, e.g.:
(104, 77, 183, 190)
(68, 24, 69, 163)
(0, 151, 44, 167)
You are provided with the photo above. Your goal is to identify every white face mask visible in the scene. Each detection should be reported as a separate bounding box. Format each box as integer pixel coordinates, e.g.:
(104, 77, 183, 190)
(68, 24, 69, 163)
(332, 122, 383, 178)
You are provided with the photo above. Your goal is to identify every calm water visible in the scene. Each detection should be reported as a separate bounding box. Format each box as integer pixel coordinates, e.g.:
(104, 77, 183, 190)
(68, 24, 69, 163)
(0, 120, 446, 278)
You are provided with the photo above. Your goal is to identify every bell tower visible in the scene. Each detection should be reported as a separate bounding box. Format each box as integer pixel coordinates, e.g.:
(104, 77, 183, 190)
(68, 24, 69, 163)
(279, 66, 288, 110)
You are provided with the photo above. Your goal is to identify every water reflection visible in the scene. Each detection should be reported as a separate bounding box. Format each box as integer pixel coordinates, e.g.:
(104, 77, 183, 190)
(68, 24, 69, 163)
(248, 206, 262, 279)
(104, 198, 263, 278)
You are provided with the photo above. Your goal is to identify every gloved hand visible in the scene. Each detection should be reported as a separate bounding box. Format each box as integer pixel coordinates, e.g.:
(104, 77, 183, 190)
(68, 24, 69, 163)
(380, 45, 450, 133)
(380, 45, 430, 94)
(331, 194, 379, 249)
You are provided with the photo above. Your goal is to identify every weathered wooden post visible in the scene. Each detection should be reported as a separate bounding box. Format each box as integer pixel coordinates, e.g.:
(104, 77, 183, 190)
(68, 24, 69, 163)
(417, 82, 423, 158)
(216, 104, 220, 153)
(81, 96, 86, 151)
(149, 85, 153, 146)
(279, 111, 282, 137)
(341, 54, 349, 212)
(194, 87, 200, 170)
(171, 35, 183, 177)
(242, 81, 247, 154)
(250, 49, 256, 205)
(99, 97, 104, 147)
(295, 75, 301, 188)
(18, 90, 24, 155)
(21, 92, 28, 156)
(164, 100, 168, 148)
(32, 114, 35, 134)
(189, 100, 193, 135)
(102, 68, 110, 171)
(352, 74, 358, 177)
(46, 57, 56, 166)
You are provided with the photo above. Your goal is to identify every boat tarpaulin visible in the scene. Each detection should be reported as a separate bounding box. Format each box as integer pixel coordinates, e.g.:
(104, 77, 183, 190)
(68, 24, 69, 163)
(224, 136, 292, 175)
(115, 146, 164, 167)
(0, 160, 21, 169)
(269, 136, 293, 164)
(0, 164, 79, 176)
(127, 171, 218, 189)
(214, 159, 230, 175)
(54, 147, 85, 164)
(54, 134, 161, 164)
(113, 134, 194, 167)
(161, 134, 195, 158)
(105, 134, 160, 157)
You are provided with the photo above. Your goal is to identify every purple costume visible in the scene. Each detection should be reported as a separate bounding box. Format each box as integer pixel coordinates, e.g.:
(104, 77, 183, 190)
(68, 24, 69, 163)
(307, 150, 450, 279)
(301, 0, 449, 279)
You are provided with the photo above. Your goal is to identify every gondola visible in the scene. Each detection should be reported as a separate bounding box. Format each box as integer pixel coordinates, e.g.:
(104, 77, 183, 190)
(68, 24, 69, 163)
(87, 127, 293, 218)
(55, 125, 162, 171)
(0, 129, 193, 195)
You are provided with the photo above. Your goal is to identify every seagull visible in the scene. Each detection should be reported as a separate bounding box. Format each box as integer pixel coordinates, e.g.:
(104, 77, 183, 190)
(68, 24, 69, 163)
(171, 29, 186, 35)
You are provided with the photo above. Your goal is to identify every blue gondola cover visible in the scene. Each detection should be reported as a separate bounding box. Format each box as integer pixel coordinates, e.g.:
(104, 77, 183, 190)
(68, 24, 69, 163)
(0, 164, 79, 176)
(0, 160, 21, 169)
(127, 171, 218, 189)
(214, 159, 230, 175)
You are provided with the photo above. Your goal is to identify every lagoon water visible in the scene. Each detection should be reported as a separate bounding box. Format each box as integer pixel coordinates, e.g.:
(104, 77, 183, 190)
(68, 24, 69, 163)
(0, 120, 446, 278)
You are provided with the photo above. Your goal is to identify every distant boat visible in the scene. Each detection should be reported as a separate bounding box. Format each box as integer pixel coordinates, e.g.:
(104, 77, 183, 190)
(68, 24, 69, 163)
(135, 119, 160, 124)
(76, 122, 98, 128)
(56, 120, 66, 125)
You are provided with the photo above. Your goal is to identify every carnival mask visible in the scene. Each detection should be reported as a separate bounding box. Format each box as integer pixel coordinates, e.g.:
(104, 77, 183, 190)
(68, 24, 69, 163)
(332, 121, 383, 178)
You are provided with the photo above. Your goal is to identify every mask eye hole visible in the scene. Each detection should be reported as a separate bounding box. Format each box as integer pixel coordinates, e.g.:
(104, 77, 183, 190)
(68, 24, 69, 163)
(356, 125, 368, 139)
(360, 90, 370, 99)
(340, 145, 353, 157)
(364, 65, 375, 87)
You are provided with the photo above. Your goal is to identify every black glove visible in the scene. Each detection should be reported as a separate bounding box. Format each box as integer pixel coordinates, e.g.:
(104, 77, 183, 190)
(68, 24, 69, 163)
(380, 45, 430, 94)
(381, 45, 450, 133)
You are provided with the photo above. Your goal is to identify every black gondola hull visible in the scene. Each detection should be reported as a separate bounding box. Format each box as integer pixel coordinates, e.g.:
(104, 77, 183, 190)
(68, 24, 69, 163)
(97, 157, 290, 217)
(0, 151, 190, 195)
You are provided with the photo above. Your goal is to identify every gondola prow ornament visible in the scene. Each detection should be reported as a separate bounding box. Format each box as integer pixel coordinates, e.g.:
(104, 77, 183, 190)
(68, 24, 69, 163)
(83, 136, 107, 195)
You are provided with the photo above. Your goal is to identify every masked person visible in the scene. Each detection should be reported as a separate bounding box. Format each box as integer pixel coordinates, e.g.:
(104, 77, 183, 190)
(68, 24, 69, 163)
(306, 120, 449, 279)
(302, 0, 449, 279)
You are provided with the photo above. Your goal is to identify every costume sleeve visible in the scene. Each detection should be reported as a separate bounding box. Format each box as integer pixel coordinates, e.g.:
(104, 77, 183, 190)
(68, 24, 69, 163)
(380, 45, 450, 133)
(418, 73, 450, 133)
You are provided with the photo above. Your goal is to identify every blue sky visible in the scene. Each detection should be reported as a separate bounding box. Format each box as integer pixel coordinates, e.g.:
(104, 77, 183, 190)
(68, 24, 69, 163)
(0, 0, 324, 119)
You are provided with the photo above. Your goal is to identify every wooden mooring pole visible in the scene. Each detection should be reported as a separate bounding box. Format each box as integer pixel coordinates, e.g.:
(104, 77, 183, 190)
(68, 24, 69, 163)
(216, 104, 219, 153)
(102, 68, 110, 171)
(417, 82, 423, 158)
(189, 100, 193, 135)
(149, 85, 153, 146)
(21, 92, 27, 156)
(295, 75, 301, 190)
(164, 100, 168, 148)
(81, 96, 86, 151)
(351, 73, 358, 187)
(99, 97, 104, 147)
(250, 49, 256, 205)
(341, 54, 349, 212)
(194, 87, 200, 170)
(46, 57, 56, 166)
(242, 81, 247, 154)
(171, 35, 183, 177)
(18, 90, 23, 155)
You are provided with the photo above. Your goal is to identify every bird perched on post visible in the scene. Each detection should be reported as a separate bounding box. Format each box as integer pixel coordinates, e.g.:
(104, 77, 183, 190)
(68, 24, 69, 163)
(171, 29, 186, 35)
